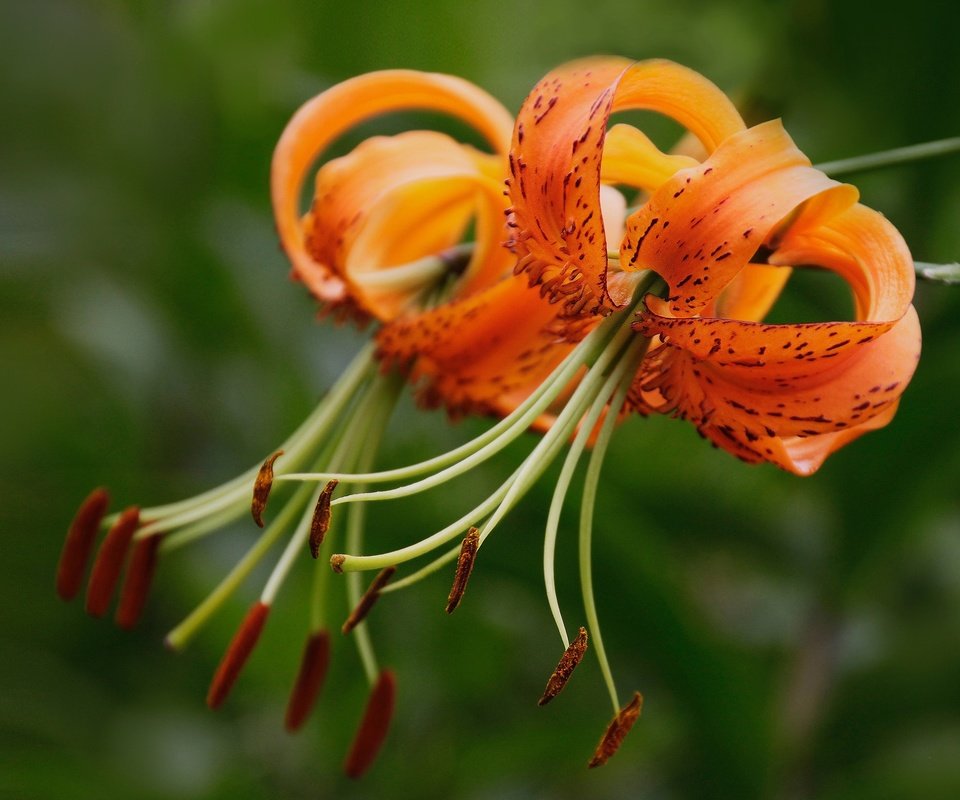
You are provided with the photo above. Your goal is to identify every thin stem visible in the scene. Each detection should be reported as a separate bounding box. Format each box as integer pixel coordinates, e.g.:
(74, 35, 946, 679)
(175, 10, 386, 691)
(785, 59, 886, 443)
(379, 542, 462, 594)
(579, 337, 650, 715)
(815, 136, 960, 177)
(915, 261, 960, 285)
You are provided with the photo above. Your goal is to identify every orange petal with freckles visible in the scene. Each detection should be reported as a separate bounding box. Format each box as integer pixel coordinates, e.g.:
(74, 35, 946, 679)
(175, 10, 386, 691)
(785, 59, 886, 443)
(714, 263, 793, 322)
(377, 276, 578, 417)
(305, 131, 511, 320)
(634, 197, 920, 475)
(272, 70, 514, 310)
(508, 57, 744, 317)
(623, 120, 858, 316)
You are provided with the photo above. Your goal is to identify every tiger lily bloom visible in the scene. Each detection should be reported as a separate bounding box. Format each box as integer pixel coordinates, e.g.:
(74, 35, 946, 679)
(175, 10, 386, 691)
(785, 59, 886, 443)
(57, 58, 926, 773)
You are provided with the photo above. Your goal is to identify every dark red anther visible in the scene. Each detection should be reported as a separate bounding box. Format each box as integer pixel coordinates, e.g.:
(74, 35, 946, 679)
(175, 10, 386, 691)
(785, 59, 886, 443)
(284, 630, 331, 732)
(115, 534, 162, 630)
(56, 487, 110, 601)
(251, 450, 283, 528)
(206, 601, 270, 710)
(445, 527, 480, 614)
(588, 691, 644, 768)
(344, 670, 396, 779)
(538, 626, 589, 706)
(309, 480, 339, 558)
(84, 506, 140, 617)
(342, 566, 396, 635)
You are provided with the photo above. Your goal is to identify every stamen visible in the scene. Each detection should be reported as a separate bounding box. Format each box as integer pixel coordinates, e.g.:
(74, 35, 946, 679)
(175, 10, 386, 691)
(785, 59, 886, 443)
(310, 479, 339, 558)
(343, 669, 396, 779)
(56, 487, 110, 601)
(207, 601, 270, 709)
(85, 506, 140, 617)
(342, 566, 396, 634)
(115, 534, 162, 630)
(445, 527, 480, 614)
(284, 629, 331, 732)
(251, 450, 284, 528)
(587, 691, 644, 768)
(538, 626, 588, 706)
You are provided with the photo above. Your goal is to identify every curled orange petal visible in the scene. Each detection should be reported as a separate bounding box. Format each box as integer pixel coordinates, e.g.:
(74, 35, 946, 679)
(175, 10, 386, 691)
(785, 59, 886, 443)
(272, 70, 514, 315)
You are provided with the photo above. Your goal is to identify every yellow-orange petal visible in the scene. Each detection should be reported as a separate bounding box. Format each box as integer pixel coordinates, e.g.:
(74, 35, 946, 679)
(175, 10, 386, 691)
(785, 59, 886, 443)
(601, 124, 699, 193)
(508, 57, 745, 317)
(623, 120, 858, 317)
(272, 70, 514, 310)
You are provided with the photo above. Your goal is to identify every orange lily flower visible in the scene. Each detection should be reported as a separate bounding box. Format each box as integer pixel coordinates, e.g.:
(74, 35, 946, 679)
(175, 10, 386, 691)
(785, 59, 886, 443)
(56, 58, 929, 775)
(502, 56, 920, 474)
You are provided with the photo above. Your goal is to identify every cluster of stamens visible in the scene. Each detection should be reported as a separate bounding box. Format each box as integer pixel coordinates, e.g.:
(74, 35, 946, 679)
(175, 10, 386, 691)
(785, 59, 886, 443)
(56, 265, 659, 774)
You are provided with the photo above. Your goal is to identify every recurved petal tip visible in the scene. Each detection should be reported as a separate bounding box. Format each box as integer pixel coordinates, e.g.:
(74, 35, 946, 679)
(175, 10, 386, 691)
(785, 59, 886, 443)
(84, 506, 140, 617)
(285, 630, 331, 732)
(56, 487, 110, 601)
(588, 691, 644, 768)
(206, 601, 271, 710)
(344, 670, 396, 779)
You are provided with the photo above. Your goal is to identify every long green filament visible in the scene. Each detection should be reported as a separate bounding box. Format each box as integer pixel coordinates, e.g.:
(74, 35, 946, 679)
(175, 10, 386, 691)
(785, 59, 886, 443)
(131, 342, 378, 538)
(579, 336, 650, 715)
(343, 376, 403, 685)
(542, 352, 635, 650)
(274, 298, 631, 490)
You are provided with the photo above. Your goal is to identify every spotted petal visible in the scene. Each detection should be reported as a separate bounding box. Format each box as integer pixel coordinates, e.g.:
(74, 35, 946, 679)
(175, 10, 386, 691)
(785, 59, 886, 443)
(508, 57, 745, 319)
(634, 202, 920, 475)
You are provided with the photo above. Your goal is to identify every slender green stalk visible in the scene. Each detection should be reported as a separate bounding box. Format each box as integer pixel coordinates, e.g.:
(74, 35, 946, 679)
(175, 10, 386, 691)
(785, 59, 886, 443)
(815, 136, 960, 177)
(915, 261, 960, 285)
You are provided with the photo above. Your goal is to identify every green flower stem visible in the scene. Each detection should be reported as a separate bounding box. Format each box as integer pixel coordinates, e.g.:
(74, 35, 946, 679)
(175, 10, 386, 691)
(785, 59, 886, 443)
(350, 244, 474, 293)
(815, 136, 960, 177)
(579, 336, 650, 715)
(915, 261, 960, 284)
(378, 542, 463, 594)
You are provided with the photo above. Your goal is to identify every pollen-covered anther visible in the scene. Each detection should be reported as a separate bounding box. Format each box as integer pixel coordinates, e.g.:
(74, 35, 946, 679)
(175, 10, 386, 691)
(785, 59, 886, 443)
(309, 479, 339, 558)
(445, 526, 480, 614)
(344, 670, 396, 779)
(251, 450, 283, 528)
(56, 487, 110, 601)
(285, 629, 331, 732)
(538, 626, 589, 706)
(588, 691, 644, 768)
(206, 601, 270, 710)
(84, 506, 141, 617)
(342, 566, 396, 635)
(115, 533, 162, 630)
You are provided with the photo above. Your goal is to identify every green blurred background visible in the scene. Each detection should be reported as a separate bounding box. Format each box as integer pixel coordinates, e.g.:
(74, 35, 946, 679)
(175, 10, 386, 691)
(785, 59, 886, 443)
(2, 1, 959, 798)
